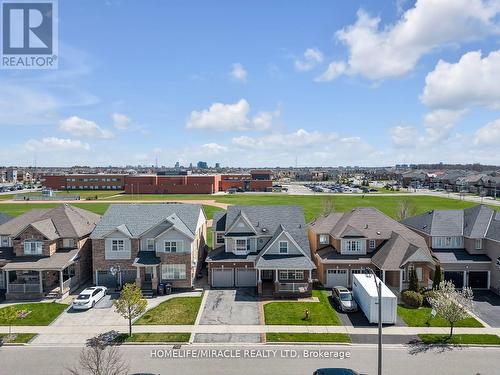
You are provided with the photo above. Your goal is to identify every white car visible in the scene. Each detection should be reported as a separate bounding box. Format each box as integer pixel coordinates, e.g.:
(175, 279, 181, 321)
(72, 287, 107, 310)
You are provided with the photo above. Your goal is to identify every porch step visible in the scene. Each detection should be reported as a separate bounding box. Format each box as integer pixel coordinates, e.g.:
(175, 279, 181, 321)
(141, 289, 154, 298)
(45, 292, 60, 299)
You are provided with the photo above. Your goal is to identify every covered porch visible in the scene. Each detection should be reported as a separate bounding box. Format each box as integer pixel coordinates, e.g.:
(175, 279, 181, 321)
(382, 264, 433, 295)
(257, 268, 313, 298)
(132, 251, 161, 297)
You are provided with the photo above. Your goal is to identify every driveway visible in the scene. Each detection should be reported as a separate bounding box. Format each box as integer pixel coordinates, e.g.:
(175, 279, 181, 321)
(473, 291, 500, 327)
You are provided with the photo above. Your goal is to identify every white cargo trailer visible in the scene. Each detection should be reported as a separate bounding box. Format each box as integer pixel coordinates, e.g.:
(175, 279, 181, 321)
(352, 273, 397, 324)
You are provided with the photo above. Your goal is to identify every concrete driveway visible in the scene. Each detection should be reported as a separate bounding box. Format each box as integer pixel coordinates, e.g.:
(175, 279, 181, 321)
(195, 289, 261, 343)
(473, 291, 500, 327)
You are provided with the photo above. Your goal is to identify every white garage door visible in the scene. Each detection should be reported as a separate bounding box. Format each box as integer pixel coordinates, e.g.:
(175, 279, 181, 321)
(235, 269, 257, 287)
(212, 268, 234, 287)
(326, 269, 348, 287)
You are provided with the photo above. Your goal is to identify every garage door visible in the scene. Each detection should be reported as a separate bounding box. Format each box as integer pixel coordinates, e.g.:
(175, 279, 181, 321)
(212, 268, 234, 287)
(96, 271, 116, 288)
(468, 271, 489, 289)
(444, 271, 464, 288)
(235, 269, 257, 287)
(326, 269, 348, 287)
(120, 270, 136, 285)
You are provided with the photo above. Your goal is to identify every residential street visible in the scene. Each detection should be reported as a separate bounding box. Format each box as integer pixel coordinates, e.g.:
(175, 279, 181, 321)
(1, 344, 499, 375)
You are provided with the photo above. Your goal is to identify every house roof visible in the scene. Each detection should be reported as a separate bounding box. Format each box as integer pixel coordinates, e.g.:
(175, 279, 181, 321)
(0, 205, 101, 239)
(0, 212, 13, 226)
(206, 246, 258, 263)
(432, 249, 491, 263)
(2, 248, 80, 271)
(133, 251, 161, 266)
(91, 203, 203, 239)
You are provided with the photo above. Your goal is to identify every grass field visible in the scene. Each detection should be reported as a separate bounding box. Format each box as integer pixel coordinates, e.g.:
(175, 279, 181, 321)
(0, 333, 37, 343)
(266, 332, 351, 343)
(418, 334, 500, 345)
(0, 303, 67, 326)
(134, 296, 202, 325)
(55, 190, 124, 199)
(397, 305, 483, 328)
(264, 290, 342, 325)
(117, 332, 190, 343)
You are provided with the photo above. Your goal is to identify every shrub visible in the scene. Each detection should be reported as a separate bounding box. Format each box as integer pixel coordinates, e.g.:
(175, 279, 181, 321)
(401, 290, 423, 308)
(422, 289, 437, 308)
(409, 268, 419, 292)
(432, 265, 443, 289)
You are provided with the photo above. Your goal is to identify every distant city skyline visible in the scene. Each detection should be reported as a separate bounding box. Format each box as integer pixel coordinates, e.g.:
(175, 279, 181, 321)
(1, 0, 500, 167)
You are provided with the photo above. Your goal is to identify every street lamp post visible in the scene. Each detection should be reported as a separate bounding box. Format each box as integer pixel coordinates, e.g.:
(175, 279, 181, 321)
(365, 267, 382, 375)
(110, 265, 121, 292)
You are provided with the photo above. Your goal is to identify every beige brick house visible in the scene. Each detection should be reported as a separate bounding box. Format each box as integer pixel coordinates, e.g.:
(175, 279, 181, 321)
(90, 204, 206, 294)
(0, 205, 100, 300)
(308, 207, 436, 293)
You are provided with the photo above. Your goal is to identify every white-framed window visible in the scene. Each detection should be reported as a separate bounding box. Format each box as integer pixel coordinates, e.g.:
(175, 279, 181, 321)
(236, 239, 247, 252)
(216, 233, 225, 244)
(319, 234, 329, 245)
(369, 240, 376, 249)
(475, 239, 482, 250)
(146, 239, 155, 251)
(62, 238, 75, 248)
(432, 236, 463, 249)
(403, 265, 414, 282)
(161, 264, 186, 280)
(24, 240, 43, 255)
(111, 239, 125, 252)
(279, 270, 304, 281)
(279, 241, 288, 254)
(342, 239, 363, 253)
(164, 241, 181, 253)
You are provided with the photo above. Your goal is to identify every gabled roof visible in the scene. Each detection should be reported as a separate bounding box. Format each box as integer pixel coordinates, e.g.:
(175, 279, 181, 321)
(0, 205, 100, 239)
(91, 203, 203, 239)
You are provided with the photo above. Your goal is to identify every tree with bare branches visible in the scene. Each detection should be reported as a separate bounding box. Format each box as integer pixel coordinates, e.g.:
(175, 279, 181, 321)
(321, 196, 335, 217)
(396, 199, 416, 221)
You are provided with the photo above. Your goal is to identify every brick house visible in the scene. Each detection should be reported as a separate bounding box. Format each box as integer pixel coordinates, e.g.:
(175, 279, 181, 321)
(308, 207, 436, 293)
(402, 205, 500, 292)
(0, 205, 100, 300)
(90, 204, 206, 294)
(207, 205, 316, 298)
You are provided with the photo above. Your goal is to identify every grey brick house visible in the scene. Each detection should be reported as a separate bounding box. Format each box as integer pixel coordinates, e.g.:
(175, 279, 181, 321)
(0, 205, 100, 300)
(402, 205, 500, 292)
(90, 204, 206, 294)
(207, 205, 316, 297)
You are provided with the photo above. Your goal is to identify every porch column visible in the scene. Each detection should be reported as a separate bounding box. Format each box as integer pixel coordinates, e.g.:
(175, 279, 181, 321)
(5, 270, 9, 293)
(399, 269, 403, 292)
(135, 267, 141, 287)
(274, 269, 280, 294)
(308, 269, 312, 282)
(39, 270, 43, 293)
(257, 269, 262, 295)
(382, 270, 386, 282)
(59, 270, 64, 295)
(152, 266, 158, 292)
(463, 271, 467, 288)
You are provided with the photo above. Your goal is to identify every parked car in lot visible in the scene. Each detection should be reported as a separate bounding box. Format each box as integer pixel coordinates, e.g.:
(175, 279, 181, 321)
(72, 287, 107, 310)
(331, 286, 358, 312)
(314, 369, 363, 375)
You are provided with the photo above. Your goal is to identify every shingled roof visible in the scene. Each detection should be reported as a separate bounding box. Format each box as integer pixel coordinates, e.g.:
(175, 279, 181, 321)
(0, 212, 13, 226)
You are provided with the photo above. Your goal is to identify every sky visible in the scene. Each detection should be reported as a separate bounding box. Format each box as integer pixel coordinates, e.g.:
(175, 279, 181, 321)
(1, 0, 500, 168)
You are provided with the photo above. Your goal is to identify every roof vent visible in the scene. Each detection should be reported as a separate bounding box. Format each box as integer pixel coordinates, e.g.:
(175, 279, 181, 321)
(261, 228, 268, 233)
(364, 224, 368, 229)
(376, 231, 381, 235)
(256, 221, 259, 227)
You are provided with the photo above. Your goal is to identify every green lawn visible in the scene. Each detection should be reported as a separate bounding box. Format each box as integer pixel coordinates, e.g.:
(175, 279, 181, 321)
(418, 334, 500, 345)
(0, 333, 37, 343)
(397, 305, 483, 328)
(56, 190, 124, 199)
(202, 204, 223, 221)
(264, 290, 341, 325)
(0, 303, 67, 326)
(266, 332, 351, 343)
(116, 332, 190, 343)
(134, 296, 202, 325)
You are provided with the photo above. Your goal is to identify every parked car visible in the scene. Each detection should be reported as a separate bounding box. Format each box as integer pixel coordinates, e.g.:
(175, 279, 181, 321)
(314, 369, 363, 375)
(72, 287, 107, 310)
(331, 286, 358, 312)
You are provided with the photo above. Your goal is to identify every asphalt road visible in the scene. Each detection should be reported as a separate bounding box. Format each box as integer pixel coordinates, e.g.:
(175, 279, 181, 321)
(1, 344, 499, 375)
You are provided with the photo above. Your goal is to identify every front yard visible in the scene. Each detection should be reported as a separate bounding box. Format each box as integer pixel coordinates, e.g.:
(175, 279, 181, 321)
(266, 333, 351, 343)
(117, 333, 190, 343)
(264, 290, 342, 325)
(134, 296, 202, 325)
(397, 305, 483, 328)
(0, 303, 67, 326)
(418, 334, 500, 345)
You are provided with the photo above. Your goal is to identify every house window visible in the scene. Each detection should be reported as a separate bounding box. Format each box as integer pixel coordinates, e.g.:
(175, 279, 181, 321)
(319, 234, 329, 245)
(161, 264, 186, 280)
(475, 239, 482, 250)
(279, 241, 288, 254)
(343, 240, 362, 253)
(62, 238, 75, 248)
(403, 265, 414, 282)
(24, 240, 43, 255)
(369, 240, 376, 249)
(164, 241, 180, 253)
(146, 239, 155, 251)
(111, 239, 125, 252)
(236, 239, 247, 252)
(279, 270, 304, 280)
(216, 233, 225, 244)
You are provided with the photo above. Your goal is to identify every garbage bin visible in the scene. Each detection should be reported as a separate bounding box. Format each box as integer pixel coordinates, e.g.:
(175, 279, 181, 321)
(164, 283, 172, 295)
(157, 283, 165, 296)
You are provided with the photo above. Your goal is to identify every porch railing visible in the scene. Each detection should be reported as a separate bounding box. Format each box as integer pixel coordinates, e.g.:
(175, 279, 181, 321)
(8, 283, 40, 293)
(278, 282, 309, 293)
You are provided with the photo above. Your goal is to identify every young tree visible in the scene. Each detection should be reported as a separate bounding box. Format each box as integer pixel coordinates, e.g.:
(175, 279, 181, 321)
(321, 196, 335, 217)
(408, 268, 419, 292)
(0, 308, 27, 341)
(396, 199, 416, 221)
(428, 281, 474, 338)
(113, 284, 147, 337)
(432, 264, 443, 289)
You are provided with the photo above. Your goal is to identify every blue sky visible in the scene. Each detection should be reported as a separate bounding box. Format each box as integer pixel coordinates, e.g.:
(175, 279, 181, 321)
(1, 0, 500, 167)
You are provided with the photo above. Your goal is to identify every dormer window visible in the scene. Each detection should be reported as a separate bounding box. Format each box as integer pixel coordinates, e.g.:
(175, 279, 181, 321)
(236, 239, 247, 252)
(279, 241, 288, 254)
(24, 240, 42, 255)
(369, 240, 376, 249)
(319, 234, 329, 245)
(216, 233, 225, 244)
(475, 239, 482, 250)
(146, 239, 155, 251)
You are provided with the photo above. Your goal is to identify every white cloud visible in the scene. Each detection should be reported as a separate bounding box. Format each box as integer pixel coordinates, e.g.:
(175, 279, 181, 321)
(230, 63, 248, 83)
(295, 48, 324, 71)
(24, 137, 90, 152)
(421, 50, 500, 110)
(232, 129, 339, 150)
(474, 118, 500, 146)
(112, 113, 132, 130)
(186, 99, 278, 131)
(315, 61, 347, 82)
(333, 0, 500, 81)
(201, 143, 228, 154)
(59, 116, 114, 139)
(389, 126, 419, 147)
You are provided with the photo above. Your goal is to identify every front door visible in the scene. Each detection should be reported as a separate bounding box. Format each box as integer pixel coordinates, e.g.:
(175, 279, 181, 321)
(144, 267, 153, 282)
(261, 270, 273, 281)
